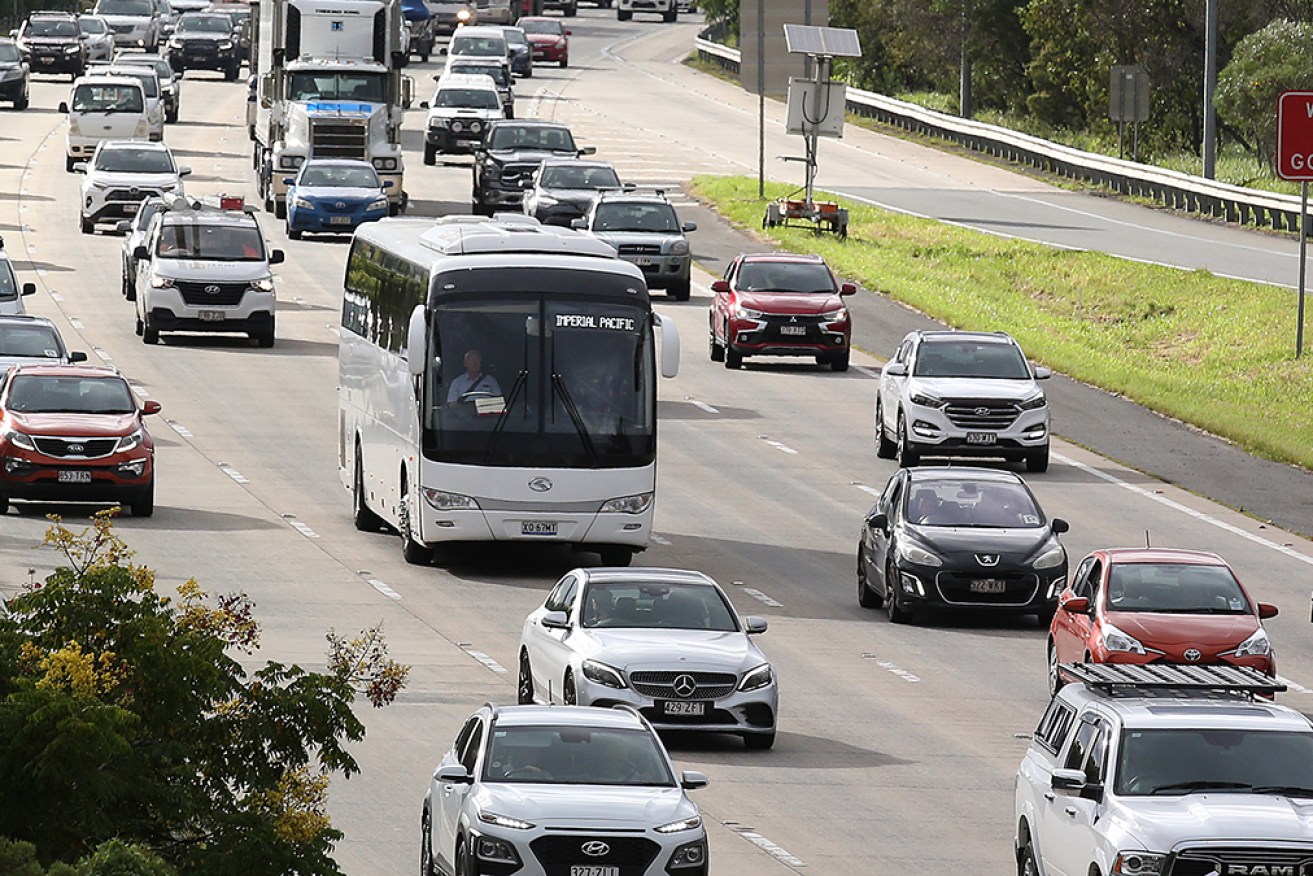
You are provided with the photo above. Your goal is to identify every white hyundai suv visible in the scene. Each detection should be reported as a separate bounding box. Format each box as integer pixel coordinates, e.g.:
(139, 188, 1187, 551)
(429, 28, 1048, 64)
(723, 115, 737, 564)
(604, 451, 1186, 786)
(421, 704, 709, 876)
(77, 141, 187, 234)
(1015, 663, 1313, 876)
(876, 330, 1052, 472)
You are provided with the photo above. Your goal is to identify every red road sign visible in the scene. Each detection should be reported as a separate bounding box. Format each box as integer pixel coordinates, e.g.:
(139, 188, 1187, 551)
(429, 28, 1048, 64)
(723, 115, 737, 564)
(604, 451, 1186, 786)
(1277, 91, 1313, 180)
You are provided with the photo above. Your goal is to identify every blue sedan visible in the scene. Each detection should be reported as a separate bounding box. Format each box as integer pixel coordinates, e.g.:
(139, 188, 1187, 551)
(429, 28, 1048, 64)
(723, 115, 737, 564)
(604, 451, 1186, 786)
(283, 160, 392, 239)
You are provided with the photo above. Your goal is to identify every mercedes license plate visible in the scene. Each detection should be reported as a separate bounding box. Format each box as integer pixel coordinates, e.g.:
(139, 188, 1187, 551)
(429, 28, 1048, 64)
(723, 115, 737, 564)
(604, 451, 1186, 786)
(570, 868, 618, 876)
(521, 521, 557, 536)
(329, 215, 352, 225)
(966, 432, 997, 445)
(198, 310, 225, 322)
(970, 579, 1007, 594)
(779, 325, 807, 336)
(661, 700, 707, 716)
(58, 470, 92, 484)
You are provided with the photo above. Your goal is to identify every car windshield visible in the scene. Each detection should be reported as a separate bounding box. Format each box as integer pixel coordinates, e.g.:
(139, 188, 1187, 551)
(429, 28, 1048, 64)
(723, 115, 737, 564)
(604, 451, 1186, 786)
(913, 340, 1032, 379)
(287, 71, 386, 102)
(483, 726, 674, 786)
(96, 147, 173, 173)
(451, 35, 504, 56)
(178, 14, 231, 31)
(518, 19, 560, 35)
(581, 581, 738, 631)
(904, 479, 1044, 528)
(451, 64, 506, 87)
(540, 165, 619, 190)
(155, 223, 265, 260)
(736, 261, 835, 294)
(592, 203, 678, 233)
(298, 164, 380, 188)
(0, 44, 20, 63)
(488, 125, 575, 151)
(71, 83, 144, 113)
(79, 17, 108, 34)
(1115, 729, 1313, 797)
(27, 19, 78, 36)
(502, 28, 527, 46)
(97, 0, 153, 15)
(1105, 563, 1251, 614)
(7, 375, 135, 414)
(0, 327, 63, 359)
(435, 87, 500, 109)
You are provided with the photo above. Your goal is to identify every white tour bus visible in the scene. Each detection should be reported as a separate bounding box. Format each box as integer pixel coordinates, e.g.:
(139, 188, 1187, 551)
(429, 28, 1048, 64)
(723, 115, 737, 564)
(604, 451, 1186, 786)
(339, 215, 680, 566)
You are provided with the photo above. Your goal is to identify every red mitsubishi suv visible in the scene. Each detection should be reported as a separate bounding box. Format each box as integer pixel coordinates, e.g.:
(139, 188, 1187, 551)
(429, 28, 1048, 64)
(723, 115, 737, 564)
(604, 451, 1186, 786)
(0, 364, 160, 517)
(709, 252, 856, 371)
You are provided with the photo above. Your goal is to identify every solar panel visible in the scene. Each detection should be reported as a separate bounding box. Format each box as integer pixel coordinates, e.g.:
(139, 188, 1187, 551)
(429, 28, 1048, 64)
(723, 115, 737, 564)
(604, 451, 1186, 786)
(783, 24, 862, 58)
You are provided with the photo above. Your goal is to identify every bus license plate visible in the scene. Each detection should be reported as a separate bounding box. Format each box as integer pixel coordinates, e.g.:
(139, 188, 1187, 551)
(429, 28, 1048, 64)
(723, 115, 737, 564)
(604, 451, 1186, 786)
(570, 868, 618, 876)
(970, 579, 1007, 594)
(521, 522, 557, 536)
(198, 310, 225, 322)
(966, 432, 996, 445)
(661, 700, 706, 716)
(58, 470, 92, 484)
(779, 325, 807, 336)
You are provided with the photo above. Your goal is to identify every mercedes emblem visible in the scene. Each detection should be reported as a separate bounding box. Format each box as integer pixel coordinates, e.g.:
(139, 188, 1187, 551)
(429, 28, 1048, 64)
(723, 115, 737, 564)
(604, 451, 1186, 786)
(1184, 648, 1202, 662)
(581, 841, 610, 858)
(204, 285, 221, 295)
(528, 477, 552, 493)
(672, 673, 698, 698)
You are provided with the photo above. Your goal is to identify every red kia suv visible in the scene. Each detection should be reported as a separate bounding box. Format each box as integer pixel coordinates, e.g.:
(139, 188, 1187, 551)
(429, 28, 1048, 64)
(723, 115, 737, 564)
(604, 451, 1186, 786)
(709, 252, 856, 372)
(1047, 548, 1278, 695)
(0, 364, 160, 516)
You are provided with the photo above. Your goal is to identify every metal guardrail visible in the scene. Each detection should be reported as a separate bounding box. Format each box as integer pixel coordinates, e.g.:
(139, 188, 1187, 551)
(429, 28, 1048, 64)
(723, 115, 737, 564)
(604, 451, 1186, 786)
(692, 35, 1309, 234)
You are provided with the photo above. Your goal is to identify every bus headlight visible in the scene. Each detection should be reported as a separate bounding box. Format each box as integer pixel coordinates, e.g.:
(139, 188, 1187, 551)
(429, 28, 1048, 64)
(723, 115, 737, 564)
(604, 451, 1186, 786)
(600, 493, 652, 514)
(422, 488, 479, 511)
(372, 157, 398, 171)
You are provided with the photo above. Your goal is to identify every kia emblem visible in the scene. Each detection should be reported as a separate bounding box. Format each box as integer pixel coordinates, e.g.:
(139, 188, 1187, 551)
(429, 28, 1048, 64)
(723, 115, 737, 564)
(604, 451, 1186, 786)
(68, 443, 85, 453)
(581, 841, 609, 857)
(1184, 648, 1202, 662)
(528, 477, 552, 492)
(204, 285, 221, 295)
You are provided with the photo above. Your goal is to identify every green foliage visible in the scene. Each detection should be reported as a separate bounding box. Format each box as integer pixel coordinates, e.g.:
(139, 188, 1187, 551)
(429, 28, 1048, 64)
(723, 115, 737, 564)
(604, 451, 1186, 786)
(0, 513, 410, 875)
(0, 837, 166, 876)
(1215, 19, 1313, 169)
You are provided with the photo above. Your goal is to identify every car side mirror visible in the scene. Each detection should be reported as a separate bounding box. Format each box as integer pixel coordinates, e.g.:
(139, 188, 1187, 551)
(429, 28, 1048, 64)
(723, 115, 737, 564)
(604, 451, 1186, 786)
(680, 770, 708, 790)
(1258, 602, 1279, 619)
(68, 351, 89, 363)
(59, 101, 69, 114)
(142, 399, 162, 415)
(682, 221, 697, 232)
(883, 361, 908, 377)
(1051, 517, 1070, 534)
(435, 764, 472, 785)
(710, 279, 730, 294)
(577, 145, 596, 156)
(1060, 596, 1089, 615)
(519, 177, 534, 189)
(744, 616, 768, 635)
(865, 510, 888, 530)
(840, 282, 857, 296)
(540, 610, 569, 630)
(565, 29, 572, 35)
(431, 74, 442, 82)
(21, 282, 35, 297)
(1034, 366, 1052, 380)
(133, 245, 150, 260)
(419, 100, 429, 109)
(1051, 768, 1087, 796)
(570, 218, 586, 230)
(268, 249, 285, 265)
(383, 180, 394, 189)
(178, 166, 192, 176)
(72, 162, 87, 173)
(115, 220, 132, 233)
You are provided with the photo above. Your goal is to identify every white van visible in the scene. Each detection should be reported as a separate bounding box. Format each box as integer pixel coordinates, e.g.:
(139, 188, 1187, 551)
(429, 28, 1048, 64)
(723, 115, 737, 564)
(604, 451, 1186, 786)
(444, 25, 508, 66)
(60, 75, 150, 172)
(88, 64, 166, 138)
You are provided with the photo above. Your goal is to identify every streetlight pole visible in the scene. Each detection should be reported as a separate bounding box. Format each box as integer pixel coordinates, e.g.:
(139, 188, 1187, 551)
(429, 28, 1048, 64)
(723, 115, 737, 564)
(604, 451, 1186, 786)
(1202, 0, 1218, 178)
(757, 0, 764, 199)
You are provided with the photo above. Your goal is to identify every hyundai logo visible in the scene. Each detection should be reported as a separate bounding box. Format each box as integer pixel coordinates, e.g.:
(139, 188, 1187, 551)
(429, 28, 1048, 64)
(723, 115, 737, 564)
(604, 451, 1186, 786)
(204, 285, 221, 295)
(581, 841, 610, 858)
(672, 674, 698, 697)
(975, 554, 1000, 566)
(974, 406, 991, 416)
(1184, 648, 1202, 662)
(528, 476, 552, 492)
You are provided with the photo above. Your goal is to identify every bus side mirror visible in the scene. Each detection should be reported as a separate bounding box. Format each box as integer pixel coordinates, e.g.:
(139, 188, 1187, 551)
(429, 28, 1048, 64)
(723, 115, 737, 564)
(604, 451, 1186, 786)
(655, 312, 679, 379)
(407, 304, 426, 377)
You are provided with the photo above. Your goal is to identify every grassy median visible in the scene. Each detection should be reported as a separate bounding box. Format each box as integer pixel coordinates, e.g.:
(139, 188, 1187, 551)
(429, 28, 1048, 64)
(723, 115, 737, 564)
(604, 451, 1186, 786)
(690, 175, 1313, 471)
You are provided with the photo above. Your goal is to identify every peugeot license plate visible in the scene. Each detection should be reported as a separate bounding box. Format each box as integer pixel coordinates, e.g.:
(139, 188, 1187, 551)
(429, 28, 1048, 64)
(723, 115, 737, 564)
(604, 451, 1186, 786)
(661, 700, 706, 716)
(966, 432, 997, 445)
(198, 310, 225, 322)
(970, 579, 1007, 594)
(570, 868, 618, 876)
(58, 470, 92, 484)
(521, 521, 557, 536)
(329, 216, 352, 225)
(779, 325, 807, 336)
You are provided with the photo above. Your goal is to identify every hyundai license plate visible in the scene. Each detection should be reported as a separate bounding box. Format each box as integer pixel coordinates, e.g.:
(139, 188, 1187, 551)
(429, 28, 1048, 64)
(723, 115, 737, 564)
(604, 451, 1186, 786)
(970, 579, 1007, 594)
(58, 470, 92, 484)
(779, 325, 807, 336)
(633, 256, 653, 266)
(521, 521, 557, 536)
(570, 868, 618, 876)
(198, 310, 225, 322)
(661, 700, 706, 716)
(329, 216, 352, 225)
(966, 432, 997, 445)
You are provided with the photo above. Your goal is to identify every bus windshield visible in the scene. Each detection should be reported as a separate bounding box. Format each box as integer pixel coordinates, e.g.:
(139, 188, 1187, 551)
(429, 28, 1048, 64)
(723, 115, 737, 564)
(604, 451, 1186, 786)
(422, 293, 656, 469)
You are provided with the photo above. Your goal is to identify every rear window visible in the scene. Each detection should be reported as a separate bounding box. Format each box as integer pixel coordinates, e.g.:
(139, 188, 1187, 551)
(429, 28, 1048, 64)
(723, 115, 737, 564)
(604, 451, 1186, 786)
(0, 326, 64, 359)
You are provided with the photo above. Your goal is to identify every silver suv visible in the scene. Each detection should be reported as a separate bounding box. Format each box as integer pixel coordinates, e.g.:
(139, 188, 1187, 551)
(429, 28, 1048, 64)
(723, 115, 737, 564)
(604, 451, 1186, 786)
(421, 704, 709, 876)
(876, 330, 1052, 472)
(1015, 664, 1312, 876)
(573, 190, 696, 301)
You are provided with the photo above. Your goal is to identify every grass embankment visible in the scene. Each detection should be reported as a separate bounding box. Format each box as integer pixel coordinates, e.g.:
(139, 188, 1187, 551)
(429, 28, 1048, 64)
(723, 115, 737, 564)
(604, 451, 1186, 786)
(690, 175, 1313, 471)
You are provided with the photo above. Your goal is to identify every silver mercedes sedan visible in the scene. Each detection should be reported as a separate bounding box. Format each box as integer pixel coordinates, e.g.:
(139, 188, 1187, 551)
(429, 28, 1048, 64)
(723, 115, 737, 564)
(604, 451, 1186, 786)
(517, 567, 779, 749)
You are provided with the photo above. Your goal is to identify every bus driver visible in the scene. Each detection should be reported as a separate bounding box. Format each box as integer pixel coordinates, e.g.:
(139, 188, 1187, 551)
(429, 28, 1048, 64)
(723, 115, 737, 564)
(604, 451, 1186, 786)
(446, 348, 502, 403)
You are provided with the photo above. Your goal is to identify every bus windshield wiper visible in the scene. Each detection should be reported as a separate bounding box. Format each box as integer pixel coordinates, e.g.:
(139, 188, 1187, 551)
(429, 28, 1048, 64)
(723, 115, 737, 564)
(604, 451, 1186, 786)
(552, 374, 598, 467)
(482, 369, 527, 465)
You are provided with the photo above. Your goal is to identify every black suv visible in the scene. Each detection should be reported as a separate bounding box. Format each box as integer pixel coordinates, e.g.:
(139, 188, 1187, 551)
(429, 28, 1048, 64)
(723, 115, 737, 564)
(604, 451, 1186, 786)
(15, 12, 87, 79)
(0, 39, 29, 108)
(165, 11, 239, 79)
(471, 120, 594, 215)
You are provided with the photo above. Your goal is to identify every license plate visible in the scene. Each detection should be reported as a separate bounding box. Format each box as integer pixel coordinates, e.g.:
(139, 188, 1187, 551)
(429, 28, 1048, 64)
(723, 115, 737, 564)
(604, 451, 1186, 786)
(40, 56, 54, 63)
(58, 470, 92, 484)
(570, 868, 618, 876)
(123, 202, 140, 214)
(632, 256, 653, 266)
(521, 521, 557, 536)
(970, 579, 1007, 594)
(661, 700, 707, 716)
(779, 325, 807, 336)
(329, 215, 353, 225)
(198, 310, 225, 322)
(966, 432, 997, 445)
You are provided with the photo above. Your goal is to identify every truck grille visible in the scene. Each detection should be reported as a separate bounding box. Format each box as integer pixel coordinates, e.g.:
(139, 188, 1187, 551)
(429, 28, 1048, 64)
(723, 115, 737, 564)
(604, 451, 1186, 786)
(530, 836, 659, 876)
(176, 281, 248, 306)
(943, 400, 1020, 430)
(1168, 848, 1313, 876)
(33, 437, 119, 458)
(498, 162, 538, 186)
(628, 670, 736, 700)
(310, 118, 367, 160)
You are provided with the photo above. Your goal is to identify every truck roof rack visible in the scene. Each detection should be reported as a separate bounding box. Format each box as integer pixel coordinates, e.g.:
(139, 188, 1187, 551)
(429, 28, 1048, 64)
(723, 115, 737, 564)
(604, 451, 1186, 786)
(1060, 663, 1286, 697)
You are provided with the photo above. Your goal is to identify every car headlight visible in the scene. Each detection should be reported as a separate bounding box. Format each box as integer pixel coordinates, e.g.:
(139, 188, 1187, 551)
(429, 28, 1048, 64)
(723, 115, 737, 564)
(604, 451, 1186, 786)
(668, 839, 707, 869)
(477, 810, 534, 830)
(1032, 544, 1065, 570)
(366, 198, 389, 212)
(733, 304, 764, 320)
(90, 180, 112, 190)
(820, 307, 847, 321)
(65, 44, 80, 53)
(898, 541, 943, 567)
(3, 429, 36, 451)
(1229, 628, 1271, 658)
(450, 119, 464, 132)
(738, 663, 773, 692)
(655, 816, 702, 834)
(218, 39, 232, 49)
(1018, 393, 1047, 410)
(249, 277, 275, 293)
(135, 120, 149, 137)
(1102, 622, 1146, 655)
(421, 487, 478, 511)
(473, 835, 519, 865)
(150, 276, 174, 288)
(581, 659, 626, 689)
(160, 183, 179, 192)
(909, 392, 947, 409)
(292, 196, 313, 209)
(169, 37, 183, 48)
(469, 120, 482, 133)
(115, 428, 145, 452)
(483, 162, 501, 179)
(1113, 853, 1167, 876)
(554, 37, 566, 48)
(600, 492, 652, 514)
(668, 239, 689, 256)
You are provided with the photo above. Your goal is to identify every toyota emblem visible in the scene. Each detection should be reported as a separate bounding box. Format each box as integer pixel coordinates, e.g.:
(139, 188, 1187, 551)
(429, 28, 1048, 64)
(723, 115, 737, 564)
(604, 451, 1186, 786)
(204, 285, 221, 295)
(672, 673, 698, 698)
(335, 201, 346, 209)
(974, 406, 991, 416)
(1184, 648, 1202, 662)
(581, 841, 610, 858)
(528, 477, 552, 493)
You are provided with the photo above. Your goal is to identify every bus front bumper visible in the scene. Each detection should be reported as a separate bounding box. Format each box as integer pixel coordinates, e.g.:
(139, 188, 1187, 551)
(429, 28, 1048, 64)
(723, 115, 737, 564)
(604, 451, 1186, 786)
(417, 503, 653, 547)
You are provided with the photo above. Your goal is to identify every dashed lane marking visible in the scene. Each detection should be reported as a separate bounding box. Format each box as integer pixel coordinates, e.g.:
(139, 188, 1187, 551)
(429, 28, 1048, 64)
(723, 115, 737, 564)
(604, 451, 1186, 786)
(685, 396, 719, 414)
(735, 582, 783, 608)
(760, 436, 798, 455)
(282, 515, 319, 539)
(855, 365, 881, 379)
(129, 384, 147, 398)
(218, 464, 249, 484)
(167, 420, 193, 438)
(367, 578, 402, 600)
(862, 653, 921, 683)
(737, 831, 805, 869)
(93, 347, 112, 362)
(457, 644, 508, 674)
(1278, 675, 1312, 695)
(650, 534, 672, 546)
(68, 318, 84, 330)
(852, 482, 882, 498)
(49, 292, 63, 301)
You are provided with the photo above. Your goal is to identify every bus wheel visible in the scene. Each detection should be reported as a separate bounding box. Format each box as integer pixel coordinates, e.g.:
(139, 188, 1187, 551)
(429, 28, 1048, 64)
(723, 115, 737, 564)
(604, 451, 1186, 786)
(400, 480, 436, 565)
(352, 450, 385, 532)
(597, 546, 633, 567)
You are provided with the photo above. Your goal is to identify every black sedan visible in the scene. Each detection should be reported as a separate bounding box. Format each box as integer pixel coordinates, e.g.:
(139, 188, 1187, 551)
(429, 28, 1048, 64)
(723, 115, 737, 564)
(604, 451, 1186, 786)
(856, 466, 1069, 624)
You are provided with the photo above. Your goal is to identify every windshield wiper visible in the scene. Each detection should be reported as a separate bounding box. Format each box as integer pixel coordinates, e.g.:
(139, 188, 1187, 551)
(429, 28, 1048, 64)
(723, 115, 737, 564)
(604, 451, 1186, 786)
(1250, 786, 1313, 796)
(551, 374, 598, 467)
(1149, 780, 1254, 795)
(482, 369, 527, 465)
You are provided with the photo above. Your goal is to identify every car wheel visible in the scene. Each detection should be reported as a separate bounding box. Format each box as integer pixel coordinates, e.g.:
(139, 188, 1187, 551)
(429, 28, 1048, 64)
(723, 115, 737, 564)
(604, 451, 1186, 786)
(129, 480, 155, 517)
(0, 493, 9, 515)
(669, 280, 691, 301)
(617, 10, 631, 20)
(1026, 443, 1050, 473)
(423, 143, 436, 166)
(885, 557, 912, 624)
(420, 807, 436, 876)
(142, 318, 159, 345)
(895, 411, 920, 467)
(708, 319, 724, 362)
(743, 731, 775, 750)
(1048, 640, 1065, 697)
(724, 343, 742, 370)
(517, 652, 534, 705)
(830, 350, 850, 372)
(255, 328, 275, 348)
(286, 220, 302, 240)
(274, 198, 286, 220)
(1037, 602, 1056, 628)
(857, 548, 883, 609)
(66, 155, 76, 173)
(598, 545, 633, 567)
(15, 89, 29, 111)
(80, 214, 94, 235)
(352, 449, 385, 532)
(399, 477, 436, 565)
(454, 838, 471, 876)
(562, 669, 577, 705)
(875, 397, 897, 459)
(564, 1, 576, 15)
(166, 107, 178, 123)
(559, 55, 568, 67)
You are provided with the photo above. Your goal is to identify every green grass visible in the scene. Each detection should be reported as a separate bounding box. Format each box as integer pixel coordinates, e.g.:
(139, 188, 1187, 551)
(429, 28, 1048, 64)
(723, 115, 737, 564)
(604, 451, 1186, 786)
(690, 175, 1313, 470)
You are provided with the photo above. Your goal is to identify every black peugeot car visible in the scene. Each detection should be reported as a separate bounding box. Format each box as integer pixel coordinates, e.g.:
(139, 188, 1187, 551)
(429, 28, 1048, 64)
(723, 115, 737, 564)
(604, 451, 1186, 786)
(856, 466, 1069, 625)
(472, 120, 594, 215)
(15, 12, 87, 79)
(0, 39, 30, 108)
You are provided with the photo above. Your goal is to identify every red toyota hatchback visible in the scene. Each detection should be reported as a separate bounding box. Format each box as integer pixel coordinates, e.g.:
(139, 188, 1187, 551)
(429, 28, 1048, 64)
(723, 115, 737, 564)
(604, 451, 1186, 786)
(0, 364, 160, 517)
(709, 252, 856, 371)
(1047, 548, 1278, 695)
(517, 17, 569, 67)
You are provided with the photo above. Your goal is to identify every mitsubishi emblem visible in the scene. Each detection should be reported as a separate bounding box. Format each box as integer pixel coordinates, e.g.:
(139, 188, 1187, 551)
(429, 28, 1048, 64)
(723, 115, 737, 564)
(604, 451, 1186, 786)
(672, 674, 698, 697)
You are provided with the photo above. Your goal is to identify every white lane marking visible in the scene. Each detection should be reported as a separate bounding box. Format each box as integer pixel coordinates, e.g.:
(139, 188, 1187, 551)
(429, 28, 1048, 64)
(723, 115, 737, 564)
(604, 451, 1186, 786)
(734, 581, 783, 608)
(737, 831, 806, 869)
(92, 347, 113, 362)
(1277, 675, 1312, 695)
(282, 515, 320, 539)
(650, 534, 672, 546)
(36, 268, 46, 276)
(292, 296, 311, 309)
(68, 318, 84, 330)
(167, 420, 193, 438)
(1051, 452, 1313, 568)
(760, 436, 798, 455)
(367, 578, 402, 600)
(457, 644, 509, 674)
(855, 365, 881, 379)
(218, 464, 249, 484)
(129, 384, 147, 398)
(685, 396, 719, 414)
(50, 292, 63, 302)
(852, 482, 883, 498)
(862, 653, 921, 683)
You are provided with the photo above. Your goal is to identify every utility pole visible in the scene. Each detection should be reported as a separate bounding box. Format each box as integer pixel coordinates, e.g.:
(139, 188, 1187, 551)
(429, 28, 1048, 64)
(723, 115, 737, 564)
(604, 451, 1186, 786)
(1202, 0, 1218, 178)
(958, 1, 972, 119)
(757, 0, 765, 199)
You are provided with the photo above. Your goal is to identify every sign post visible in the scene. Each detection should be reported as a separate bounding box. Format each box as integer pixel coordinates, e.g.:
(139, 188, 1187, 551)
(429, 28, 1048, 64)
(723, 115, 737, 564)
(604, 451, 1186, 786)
(1108, 66, 1150, 162)
(1276, 90, 1313, 357)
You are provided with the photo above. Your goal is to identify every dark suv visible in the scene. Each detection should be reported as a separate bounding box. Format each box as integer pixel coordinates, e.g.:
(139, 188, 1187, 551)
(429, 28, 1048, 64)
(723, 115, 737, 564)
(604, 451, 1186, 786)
(166, 11, 239, 78)
(15, 12, 87, 78)
(471, 120, 593, 215)
(0, 39, 29, 108)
